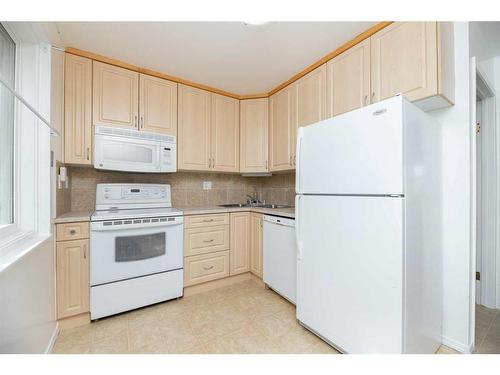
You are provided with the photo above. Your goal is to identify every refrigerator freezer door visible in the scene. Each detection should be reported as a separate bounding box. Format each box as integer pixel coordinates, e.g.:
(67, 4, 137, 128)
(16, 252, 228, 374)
(296, 195, 404, 353)
(296, 96, 404, 195)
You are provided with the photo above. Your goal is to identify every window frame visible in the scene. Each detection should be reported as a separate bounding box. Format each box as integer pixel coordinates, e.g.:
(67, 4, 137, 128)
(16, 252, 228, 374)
(0, 22, 52, 268)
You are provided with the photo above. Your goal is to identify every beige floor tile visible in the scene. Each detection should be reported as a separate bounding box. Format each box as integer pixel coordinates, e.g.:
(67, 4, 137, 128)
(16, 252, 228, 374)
(436, 345, 460, 354)
(128, 321, 165, 351)
(91, 331, 129, 354)
(91, 314, 128, 343)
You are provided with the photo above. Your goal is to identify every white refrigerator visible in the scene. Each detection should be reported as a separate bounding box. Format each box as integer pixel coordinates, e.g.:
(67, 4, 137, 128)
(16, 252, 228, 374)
(295, 96, 443, 354)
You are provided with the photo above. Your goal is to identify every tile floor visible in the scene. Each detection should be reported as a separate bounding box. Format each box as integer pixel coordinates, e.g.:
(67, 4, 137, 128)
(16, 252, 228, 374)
(52, 277, 484, 355)
(475, 304, 500, 354)
(52, 278, 339, 354)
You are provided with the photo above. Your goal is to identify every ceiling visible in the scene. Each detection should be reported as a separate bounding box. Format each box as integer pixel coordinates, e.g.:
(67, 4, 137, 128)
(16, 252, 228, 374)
(52, 22, 376, 95)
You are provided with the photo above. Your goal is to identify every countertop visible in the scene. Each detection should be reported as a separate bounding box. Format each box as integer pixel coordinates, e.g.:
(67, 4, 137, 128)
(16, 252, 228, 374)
(54, 206, 294, 223)
(178, 206, 295, 219)
(53, 210, 93, 224)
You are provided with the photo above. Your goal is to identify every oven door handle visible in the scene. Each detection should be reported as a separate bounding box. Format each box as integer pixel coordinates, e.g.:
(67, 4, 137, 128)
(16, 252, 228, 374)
(91, 220, 183, 231)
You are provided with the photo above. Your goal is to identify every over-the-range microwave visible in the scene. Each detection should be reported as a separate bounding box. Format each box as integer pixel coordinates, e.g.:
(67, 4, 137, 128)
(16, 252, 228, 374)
(94, 126, 176, 173)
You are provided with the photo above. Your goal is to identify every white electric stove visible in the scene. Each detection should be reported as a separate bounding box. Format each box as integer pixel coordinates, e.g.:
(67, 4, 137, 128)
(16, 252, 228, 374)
(90, 183, 183, 320)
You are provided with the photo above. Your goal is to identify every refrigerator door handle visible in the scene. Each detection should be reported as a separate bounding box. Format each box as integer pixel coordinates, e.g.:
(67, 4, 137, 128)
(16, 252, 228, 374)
(296, 128, 303, 193)
(295, 195, 303, 261)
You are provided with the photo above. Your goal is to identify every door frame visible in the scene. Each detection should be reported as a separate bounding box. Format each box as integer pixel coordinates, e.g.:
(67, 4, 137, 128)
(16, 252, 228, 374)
(476, 65, 497, 309)
(469, 57, 497, 352)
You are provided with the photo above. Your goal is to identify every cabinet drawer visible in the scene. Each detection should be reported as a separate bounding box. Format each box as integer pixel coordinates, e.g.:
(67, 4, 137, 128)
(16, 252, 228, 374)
(56, 222, 90, 241)
(184, 250, 229, 286)
(184, 213, 229, 228)
(184, 225, 229, 256)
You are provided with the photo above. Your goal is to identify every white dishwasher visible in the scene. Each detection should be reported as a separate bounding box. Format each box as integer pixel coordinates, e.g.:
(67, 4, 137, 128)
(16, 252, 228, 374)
(263, 215, 297, 304)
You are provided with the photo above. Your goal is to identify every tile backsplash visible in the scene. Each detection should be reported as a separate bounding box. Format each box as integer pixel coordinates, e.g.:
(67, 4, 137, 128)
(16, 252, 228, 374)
(67, 167, 295, 212)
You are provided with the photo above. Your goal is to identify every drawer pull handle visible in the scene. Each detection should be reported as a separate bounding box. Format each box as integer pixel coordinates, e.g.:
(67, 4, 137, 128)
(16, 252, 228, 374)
(203, 265, 214, 271)
(203, 219, 214, 222)
(69, 229, 77, 235)
(203, 239, 214, 243)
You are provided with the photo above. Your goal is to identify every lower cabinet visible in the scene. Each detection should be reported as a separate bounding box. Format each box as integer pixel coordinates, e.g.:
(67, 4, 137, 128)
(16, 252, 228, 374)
(249, 213, 263, 278)
(229, 212, 251, 275)
(55, 223, 90, 320)
(184, 250, 230, 286)
(183, 211, 263, 287)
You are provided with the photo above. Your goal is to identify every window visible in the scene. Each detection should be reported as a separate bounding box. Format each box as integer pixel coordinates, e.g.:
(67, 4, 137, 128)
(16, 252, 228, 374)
(0, 25, 15, 228)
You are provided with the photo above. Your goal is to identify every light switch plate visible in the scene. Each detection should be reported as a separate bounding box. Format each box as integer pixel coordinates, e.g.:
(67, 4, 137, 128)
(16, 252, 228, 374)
(203, 181, 212, 190)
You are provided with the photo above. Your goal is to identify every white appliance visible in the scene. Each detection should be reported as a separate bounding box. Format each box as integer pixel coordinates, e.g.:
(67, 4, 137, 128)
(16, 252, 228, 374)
(295, 95, 442, 354)
(90, 183, 183, 319)
(263, 215, 297, 304)
(94, 126, 176, 173)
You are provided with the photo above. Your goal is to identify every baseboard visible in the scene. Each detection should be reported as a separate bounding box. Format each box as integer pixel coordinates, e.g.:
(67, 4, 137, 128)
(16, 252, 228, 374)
(58, 312, 90, 331)
(441, 335, 473, 354)
(183, 272, 262, 297)
(44, 322, 59, 354)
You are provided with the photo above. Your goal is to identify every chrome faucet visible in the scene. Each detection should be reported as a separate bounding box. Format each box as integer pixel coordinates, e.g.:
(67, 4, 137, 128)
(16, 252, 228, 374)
(246, 193, 265, 206)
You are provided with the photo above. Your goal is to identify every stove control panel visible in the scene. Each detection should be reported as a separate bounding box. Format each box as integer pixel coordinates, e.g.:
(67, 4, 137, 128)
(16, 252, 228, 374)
(96, 183, 172, 210)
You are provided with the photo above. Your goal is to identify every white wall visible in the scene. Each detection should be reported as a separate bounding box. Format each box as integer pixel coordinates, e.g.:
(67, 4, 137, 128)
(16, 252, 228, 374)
(0, 24, 56, 354)
(429, 22, 474, 353)
(0, 238, 56, 353)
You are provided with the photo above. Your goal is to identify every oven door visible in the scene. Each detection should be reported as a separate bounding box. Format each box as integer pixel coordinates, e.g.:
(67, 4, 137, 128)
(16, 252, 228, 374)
(94, 134, 162, 173)
(90, 217, 183, 286)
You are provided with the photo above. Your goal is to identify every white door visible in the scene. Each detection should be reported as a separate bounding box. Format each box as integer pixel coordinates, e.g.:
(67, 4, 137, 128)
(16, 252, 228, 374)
(296, 195, 404, 353)
(296, 96, 404, 195)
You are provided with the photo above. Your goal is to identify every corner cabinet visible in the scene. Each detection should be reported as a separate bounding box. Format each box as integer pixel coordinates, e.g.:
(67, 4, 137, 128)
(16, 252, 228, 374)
(240, 98, 269, 173)
(249, 213, 263, 278)
(178, 84, 239, 172)
(229, 212, 250, 275)
(370, 21, 454, 110)
(92, 61, 139, 129)
(64, 54, 92, 165)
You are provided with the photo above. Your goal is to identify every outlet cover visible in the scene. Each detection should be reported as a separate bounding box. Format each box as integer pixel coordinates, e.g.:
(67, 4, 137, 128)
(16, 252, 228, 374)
(203, 181, 212, 190)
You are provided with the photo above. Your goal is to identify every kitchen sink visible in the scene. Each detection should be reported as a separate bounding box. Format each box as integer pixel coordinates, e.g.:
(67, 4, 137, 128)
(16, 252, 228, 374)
(217, 203, 292, 209)
(218, 203, 251, 208)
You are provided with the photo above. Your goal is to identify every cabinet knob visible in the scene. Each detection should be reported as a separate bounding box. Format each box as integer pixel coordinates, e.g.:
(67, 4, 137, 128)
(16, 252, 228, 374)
(70, 229, 76, 235)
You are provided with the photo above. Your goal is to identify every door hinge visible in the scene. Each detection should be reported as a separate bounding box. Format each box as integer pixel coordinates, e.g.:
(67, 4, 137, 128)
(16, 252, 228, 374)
(476, 123, 481, 134)
(476, 271, 481, 281)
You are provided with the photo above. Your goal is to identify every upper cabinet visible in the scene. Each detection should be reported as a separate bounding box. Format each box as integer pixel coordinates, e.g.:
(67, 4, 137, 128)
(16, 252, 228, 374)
(240, 98, 269, 173)
(327, 39, 371, 117)
(293, 64, 327, 128)
(178, 85, 212, 171)
(139, 73, 178, 135)
(269, 85, 294, 172)
(370, 21, 454, 110)
(269, 64, 326, 172)
(64, 54, 92, 165)
(93, 61, 178, 135)
(178, 84, 239, 172)
(211, 94, 240, 172)
(93, 61, 139, 129)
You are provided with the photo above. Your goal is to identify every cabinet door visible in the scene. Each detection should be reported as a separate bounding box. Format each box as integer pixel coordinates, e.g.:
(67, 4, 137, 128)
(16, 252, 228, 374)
(229, 212, 250, 275)
(211, 94, 240, 172)
(178, 84, 211, 171)
(56, 239, 90, 319)
(64, 54, 92, 165)
(93, 61, 139, 129)
(240, 98, 269, 173)
(327, 39, 370, 117)
(139, 74, 177, 135)
(370, 22, 438, 103)
(250, 213, 263, 278)
(269, 86, 294, 172)
(294, 64, 326, 127)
